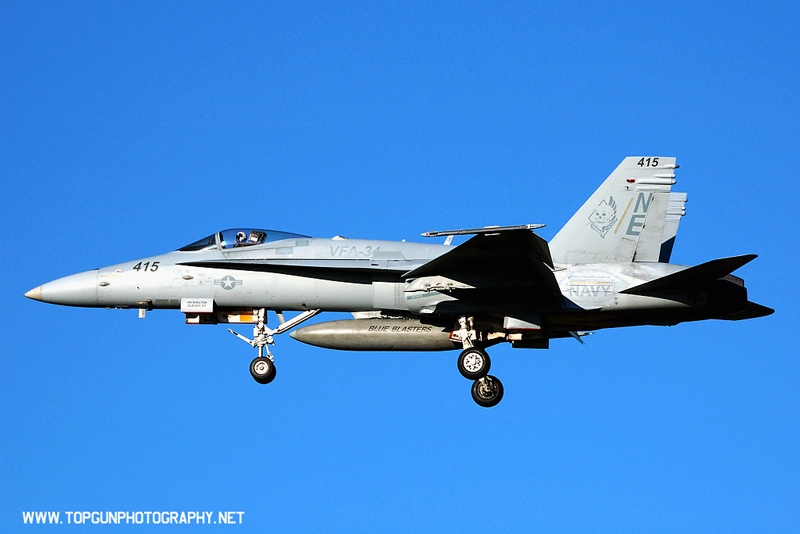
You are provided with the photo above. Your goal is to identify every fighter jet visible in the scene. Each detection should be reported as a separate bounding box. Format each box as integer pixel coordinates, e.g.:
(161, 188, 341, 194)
(25, 157, 772, 407)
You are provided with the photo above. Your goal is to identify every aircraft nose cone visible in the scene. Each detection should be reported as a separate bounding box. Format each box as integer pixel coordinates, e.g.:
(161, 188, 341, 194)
(28, 270, 100, 307)
(25, 286, 43, 301)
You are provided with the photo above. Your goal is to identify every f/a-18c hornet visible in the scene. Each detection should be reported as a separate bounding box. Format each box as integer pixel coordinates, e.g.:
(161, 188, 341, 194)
(26, 157, 772, 406)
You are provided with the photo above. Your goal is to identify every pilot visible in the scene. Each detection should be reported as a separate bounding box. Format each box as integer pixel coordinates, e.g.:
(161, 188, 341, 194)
(235, 231, 248, 246)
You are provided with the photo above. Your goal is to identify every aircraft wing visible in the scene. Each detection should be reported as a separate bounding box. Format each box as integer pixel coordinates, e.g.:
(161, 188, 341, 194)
(405, 229, 564, 304)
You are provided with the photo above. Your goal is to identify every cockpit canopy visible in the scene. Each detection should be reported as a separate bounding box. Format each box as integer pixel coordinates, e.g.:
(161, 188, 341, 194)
(178, 229, 310, 252)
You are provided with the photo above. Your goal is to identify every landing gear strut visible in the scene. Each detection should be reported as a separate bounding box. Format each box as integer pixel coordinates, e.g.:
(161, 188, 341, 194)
(229, 308, 320, 384)
(455, 316, 504, 407)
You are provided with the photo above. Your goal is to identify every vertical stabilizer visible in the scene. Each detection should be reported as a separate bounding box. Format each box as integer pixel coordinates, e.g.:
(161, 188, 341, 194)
(549, 157, 678, 264)
(657, 192, 687, 263)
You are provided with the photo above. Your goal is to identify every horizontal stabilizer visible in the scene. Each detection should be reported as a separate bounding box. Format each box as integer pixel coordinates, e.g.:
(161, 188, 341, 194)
(621, 254, 758, 296)
(719, 301, 775, 321)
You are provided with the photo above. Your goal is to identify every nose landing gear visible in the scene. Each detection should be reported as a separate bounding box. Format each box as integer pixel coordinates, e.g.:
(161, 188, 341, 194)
(228, 308, 320, 384)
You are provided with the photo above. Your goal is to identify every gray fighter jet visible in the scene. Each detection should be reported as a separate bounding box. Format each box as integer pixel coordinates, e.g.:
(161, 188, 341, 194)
(26, 157, 772, 406)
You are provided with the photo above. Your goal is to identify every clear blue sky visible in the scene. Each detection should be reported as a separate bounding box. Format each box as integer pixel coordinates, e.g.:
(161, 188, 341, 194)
(2, 1, 798, 532)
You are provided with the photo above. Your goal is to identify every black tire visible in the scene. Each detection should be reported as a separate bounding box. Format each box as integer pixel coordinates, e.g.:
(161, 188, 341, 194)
(457, 347, 491, 380)
(471, 375, 504, 407)
(250, 356, 276, 384)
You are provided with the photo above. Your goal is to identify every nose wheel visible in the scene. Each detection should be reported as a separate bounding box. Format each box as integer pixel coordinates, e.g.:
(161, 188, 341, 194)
(250, 356, 276, 384)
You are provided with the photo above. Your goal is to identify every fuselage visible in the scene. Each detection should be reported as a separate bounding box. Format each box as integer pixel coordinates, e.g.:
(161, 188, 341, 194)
(27, 231, 747, 333)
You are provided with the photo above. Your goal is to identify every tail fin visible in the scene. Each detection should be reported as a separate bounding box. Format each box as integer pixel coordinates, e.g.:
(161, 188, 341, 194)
(657, 192, 687, 262)
(549, 157, 683, 264)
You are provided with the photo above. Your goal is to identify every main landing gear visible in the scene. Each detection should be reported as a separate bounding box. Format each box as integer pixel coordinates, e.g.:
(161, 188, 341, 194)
(456, 317, 504, 408)
(228, 308, 320, 385)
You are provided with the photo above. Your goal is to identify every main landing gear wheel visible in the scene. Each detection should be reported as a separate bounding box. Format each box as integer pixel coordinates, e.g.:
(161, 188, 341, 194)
(471, 375, 504, 408)
(250, 356, 276, 384)
(457, 347, 491, 380)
